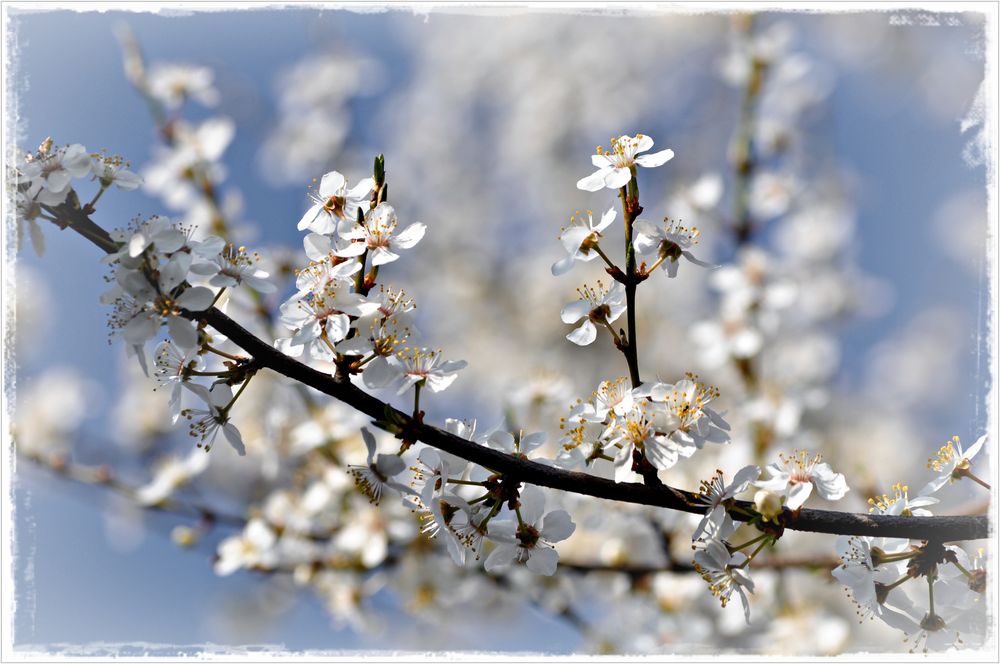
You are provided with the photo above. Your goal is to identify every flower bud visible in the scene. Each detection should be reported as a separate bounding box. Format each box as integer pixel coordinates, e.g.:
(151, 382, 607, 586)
(754, 489, 783, 523)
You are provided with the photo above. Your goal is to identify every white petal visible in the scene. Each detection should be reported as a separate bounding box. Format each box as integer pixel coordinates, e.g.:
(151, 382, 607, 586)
(518, 485, 546, 525)
(566, 321, 597, 346)
(540, 510, 575, 542)
(223, 423, 246, 456)
(551, 255, 575, 276)
(634, 148, 674, 168)
(560, 299, 592, 324)
(362, 356, 399, 389)
(175, 286, 215, 311)
(318, 170, 347, 197)
(393, 222, 426, 249)
(483, 544, 515, 573)
(525, 547, 559, 576)
(297, 204, 323, 232)
(634, 135, 654, 153)
(303, 233, 332, 261)
(167, 316, 198, 350)
(785, 482, 813, 510)
(964, 434, 987, 460)
(603, 167, 632, 189)
(576, 168, 611, 192)
(370, 247, 400, 266)
(594, 207, 617, 232)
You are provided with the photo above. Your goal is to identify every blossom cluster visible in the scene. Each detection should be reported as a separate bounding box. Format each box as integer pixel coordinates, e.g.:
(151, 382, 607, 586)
(12, 17, 991, 656)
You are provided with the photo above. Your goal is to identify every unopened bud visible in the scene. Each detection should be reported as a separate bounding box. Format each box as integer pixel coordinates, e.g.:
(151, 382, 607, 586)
(754, 489, 783, 523)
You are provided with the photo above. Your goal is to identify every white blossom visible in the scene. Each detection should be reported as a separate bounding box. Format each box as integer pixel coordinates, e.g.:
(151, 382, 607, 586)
(336, 203, 426, 266)
(551, 207, 616, 276)
(755, 450, 848, 510)
(692, 535, 755, 624)
(347, 428, 409, 504)
(560, 280, 626, 346)
(577, 134, 674, 192)
(633, 218, 711, 278)
(693, 465, 761, 541)
(922, 434, 987, 495)
(180, 383, 245, 455)
(298, 170, 374, 235)
(484, 485, 575, 576)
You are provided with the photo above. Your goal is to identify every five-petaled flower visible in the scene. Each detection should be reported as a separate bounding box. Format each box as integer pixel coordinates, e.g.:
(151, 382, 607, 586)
(336, 203, 426, 266)
(755, 450, 849, 510)
(560, 280, 626, 346)
(551, 207, 617, 276)
(577, 134, 675, 192)
(484, 485, 576, 576)
(298, 170, 374, 235)
(922, 434, 988, 495)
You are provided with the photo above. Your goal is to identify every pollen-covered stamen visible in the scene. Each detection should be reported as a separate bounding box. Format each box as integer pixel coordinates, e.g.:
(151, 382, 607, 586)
(216, 244, 262, 282)
(180, 407, 231, 453)
(368, 318, 409, 357)
(559, 423, 589, 451)
(106, 294, 148, 335)
(558, 209, 603, 254)
(396, 347, 442, 379)
(776, 450, 822, 485)
(868, 483, 911, 514)
(348, 462, 394, 504)
(576, 280, 615, 321)
(594, 376, 631, 412)
(363, 208, 398, 250)
(928, 436, 961, 473)
(596, 134, 647, 168)
(698, 470, 727, 503)
(154, 343, 199, 384)
(374, 285, 414, 319)
(616, 402, 654, 449)
(661, 375, 721, 431)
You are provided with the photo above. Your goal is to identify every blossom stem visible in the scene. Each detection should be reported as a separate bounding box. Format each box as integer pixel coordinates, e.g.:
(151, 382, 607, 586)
(950, 560, 974, 579)
(188, 370, 230, 377)
(879, 550, 919, 564)
(961, 470, 991, 491)
(413, 382, 422, 419)
(742, 538, 771, 566)
(515, 507, 525, 529)
(87, 185, 109, 210)
(645, 255, 667, 274)
(601, 320, 623, 346)
(592, 244, 618, 272)
(730, 533, 768, 553)
(927, 574, 936, 616)
(447, 478, 485, 487)
(223, 376, 254, 413)
(204, 344, 242, 361)
(354, 353, 378, 369)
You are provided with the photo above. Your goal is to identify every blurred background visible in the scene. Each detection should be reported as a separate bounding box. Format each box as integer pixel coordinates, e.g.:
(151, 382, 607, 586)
(7, 6, 993, 654)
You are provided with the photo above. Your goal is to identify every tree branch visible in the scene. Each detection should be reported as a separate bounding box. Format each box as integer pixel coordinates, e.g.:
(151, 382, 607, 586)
(56, 209, 990, 542)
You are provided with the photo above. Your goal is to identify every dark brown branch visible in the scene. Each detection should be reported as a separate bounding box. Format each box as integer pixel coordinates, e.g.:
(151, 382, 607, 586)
(57, 209, 991, 542)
